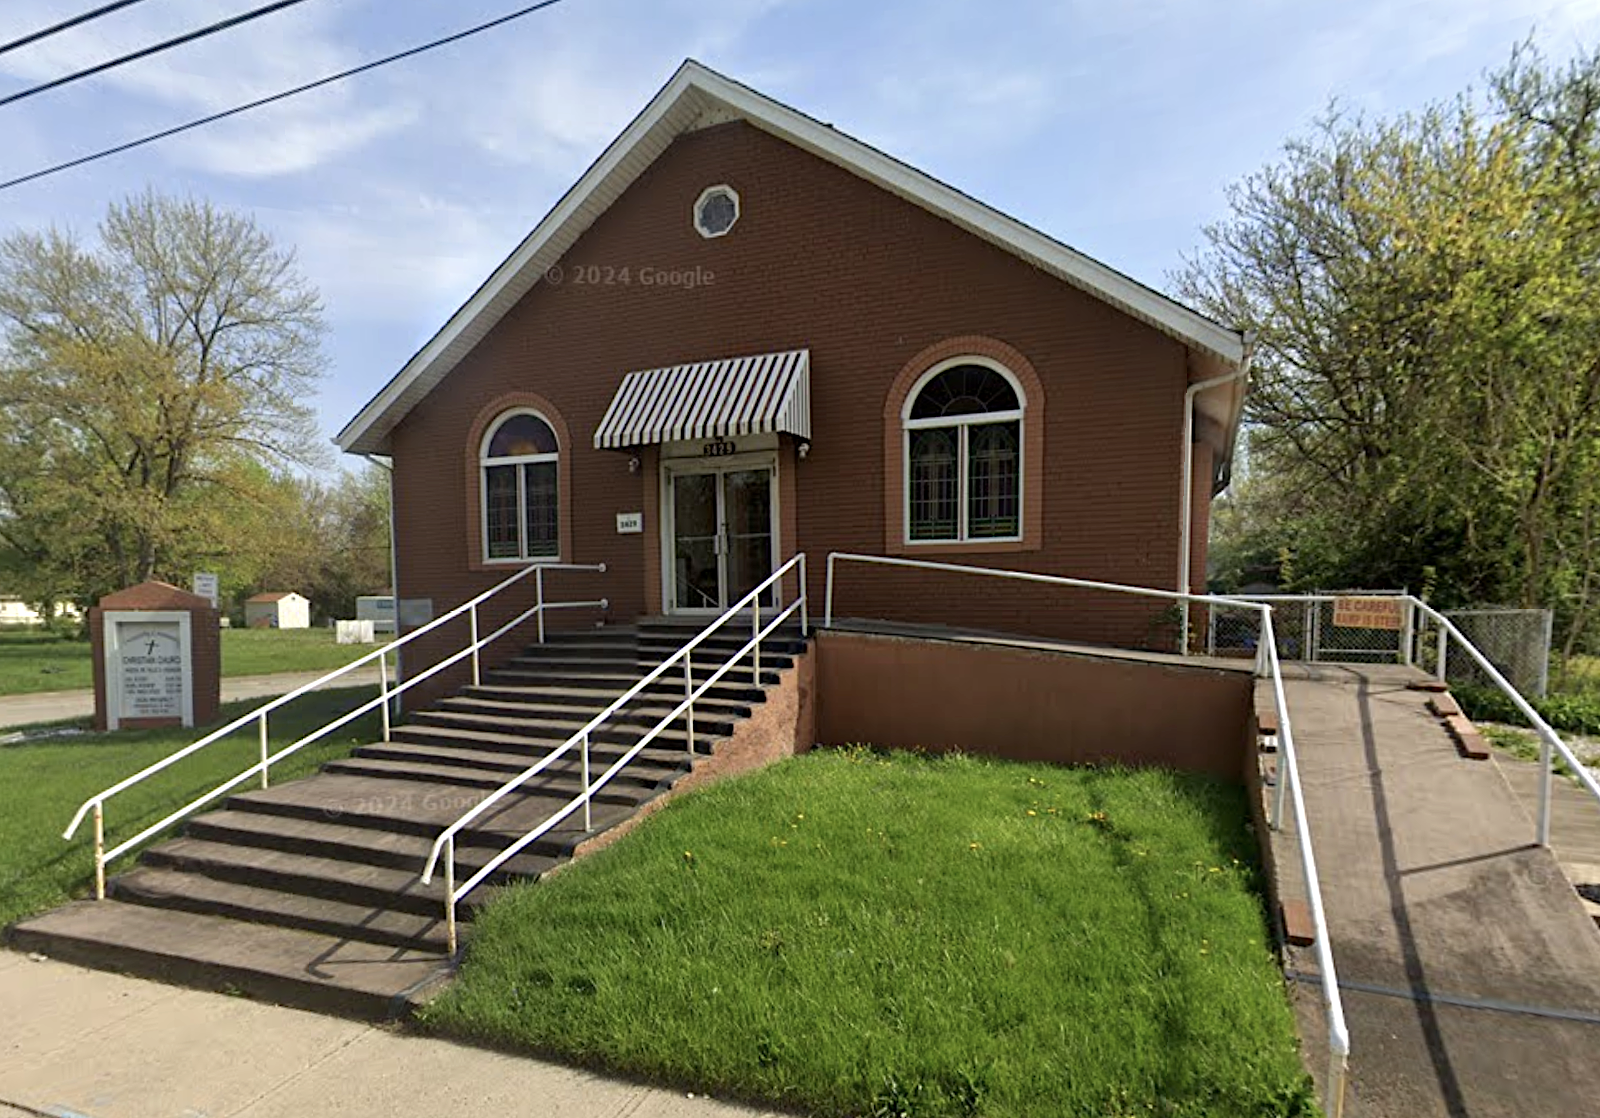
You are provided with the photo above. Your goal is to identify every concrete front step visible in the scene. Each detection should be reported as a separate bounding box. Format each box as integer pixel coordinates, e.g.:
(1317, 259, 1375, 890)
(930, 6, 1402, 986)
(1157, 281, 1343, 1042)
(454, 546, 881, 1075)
(185, 808, 555, 878)
(437, 691, 754, 721)
(486, 663, 783, 688)
(390, 722, 717, 758)
(464, 678, 767, 706)
(224, 772, 633, 851)
(351, 740, 691, 786)
(112, 866, 460, 953)
(8, 901, 452, 1020)
(320, 756, 658, 805)
(409, 706, 739, 742)
(141, 837, 468, 919)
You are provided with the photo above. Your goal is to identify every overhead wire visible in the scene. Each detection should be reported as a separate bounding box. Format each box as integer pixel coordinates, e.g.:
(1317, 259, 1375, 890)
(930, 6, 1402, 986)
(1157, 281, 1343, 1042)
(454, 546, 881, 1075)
(0, 0, 323, 109)
(0, 0, 573, 193)
(0, 0, 154, 59)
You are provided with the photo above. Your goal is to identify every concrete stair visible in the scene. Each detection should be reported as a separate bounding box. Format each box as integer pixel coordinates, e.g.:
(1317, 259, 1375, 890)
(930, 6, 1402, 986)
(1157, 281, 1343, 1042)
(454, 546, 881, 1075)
(9, 620, 803, 1020)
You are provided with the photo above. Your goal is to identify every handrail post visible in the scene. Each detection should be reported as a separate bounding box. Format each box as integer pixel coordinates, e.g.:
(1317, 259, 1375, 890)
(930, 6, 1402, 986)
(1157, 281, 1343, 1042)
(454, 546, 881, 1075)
(1538, 735, 1554, 847)
(824, 553, 835, 628)
(470, 604, 481, 687)
(1272, 729, 1289, 832)
(753, 595, 762, 679)
(444, 834, 457, 957)
(258, 712, 270, 789)
(379, 650, 392, 743)
(1329, 1052, 1348, 1118)
(1400, 598, 1415, 666)
(1435, 624, 1449, 683)
(93, 801, 105, 900)
(536, 567, 546, 644)
(582, 731, 592, 832)
(799, 553, 809, 635)
(685, 651, 695, 756)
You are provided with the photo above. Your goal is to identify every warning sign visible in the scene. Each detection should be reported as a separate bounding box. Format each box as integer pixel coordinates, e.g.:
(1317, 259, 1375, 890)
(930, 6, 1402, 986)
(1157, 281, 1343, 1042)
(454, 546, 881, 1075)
(1332, 596, 1405, 631)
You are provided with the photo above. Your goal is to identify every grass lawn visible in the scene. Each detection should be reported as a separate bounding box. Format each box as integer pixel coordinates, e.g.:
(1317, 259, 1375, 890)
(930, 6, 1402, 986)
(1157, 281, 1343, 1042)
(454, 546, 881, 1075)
(0, 627, 374, 697)
(424, 750, 1313, 1118)
(0, 686, 378, 929)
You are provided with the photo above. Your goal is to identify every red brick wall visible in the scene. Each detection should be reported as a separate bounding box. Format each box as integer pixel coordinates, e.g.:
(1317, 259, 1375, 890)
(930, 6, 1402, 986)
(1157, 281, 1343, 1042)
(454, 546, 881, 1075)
(386, 122, 1213, 701)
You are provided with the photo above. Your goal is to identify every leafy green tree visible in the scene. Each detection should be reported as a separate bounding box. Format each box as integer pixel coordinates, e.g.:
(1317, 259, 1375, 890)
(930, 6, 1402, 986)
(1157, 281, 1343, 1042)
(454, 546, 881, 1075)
(1179, 46, 1600, 667)
(0, 190, 327, 606)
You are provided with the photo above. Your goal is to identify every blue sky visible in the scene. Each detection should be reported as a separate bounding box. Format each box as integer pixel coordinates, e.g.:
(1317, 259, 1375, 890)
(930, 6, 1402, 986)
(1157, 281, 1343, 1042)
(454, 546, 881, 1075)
(3, 0, 1600, 463)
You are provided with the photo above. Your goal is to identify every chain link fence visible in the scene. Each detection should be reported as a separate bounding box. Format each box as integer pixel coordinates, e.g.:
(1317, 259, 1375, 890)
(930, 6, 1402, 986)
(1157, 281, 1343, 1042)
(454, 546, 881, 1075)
(1420, 607, 1553, 698)
(1209, 591, 1413, 664)
(1208, 593, 1556, 698)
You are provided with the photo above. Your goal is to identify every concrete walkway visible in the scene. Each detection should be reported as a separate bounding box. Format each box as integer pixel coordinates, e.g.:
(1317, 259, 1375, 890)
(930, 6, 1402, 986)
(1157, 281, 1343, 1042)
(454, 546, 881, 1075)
(0, 668, 381, 731)
(0, 953, 777, 1118)
(1267, 663, 1600, 1118)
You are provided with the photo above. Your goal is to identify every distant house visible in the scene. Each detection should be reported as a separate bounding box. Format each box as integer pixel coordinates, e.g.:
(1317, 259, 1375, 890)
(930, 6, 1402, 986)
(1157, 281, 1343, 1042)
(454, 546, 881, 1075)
(0, 596, 82, 626)
(244, 592, 311, 630)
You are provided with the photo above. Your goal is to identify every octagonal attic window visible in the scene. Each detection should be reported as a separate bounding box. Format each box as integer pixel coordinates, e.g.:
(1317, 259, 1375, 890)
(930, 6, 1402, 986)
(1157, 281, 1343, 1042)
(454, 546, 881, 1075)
(695, 185, 740, 238)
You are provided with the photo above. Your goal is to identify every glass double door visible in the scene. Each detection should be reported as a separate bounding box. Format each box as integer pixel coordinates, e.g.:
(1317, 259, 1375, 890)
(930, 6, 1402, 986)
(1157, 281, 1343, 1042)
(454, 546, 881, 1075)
(669, 464, 775, 612)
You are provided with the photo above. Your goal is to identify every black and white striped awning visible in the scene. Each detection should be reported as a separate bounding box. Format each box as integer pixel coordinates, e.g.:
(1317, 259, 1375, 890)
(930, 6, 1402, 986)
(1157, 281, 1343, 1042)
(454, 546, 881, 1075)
(593, 348, 811, 449)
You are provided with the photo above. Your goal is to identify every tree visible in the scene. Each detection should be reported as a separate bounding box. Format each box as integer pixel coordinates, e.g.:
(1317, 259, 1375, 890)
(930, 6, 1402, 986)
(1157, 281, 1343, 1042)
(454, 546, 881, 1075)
(1178, 46, 1600, 667)
(0, 190, 327, 606)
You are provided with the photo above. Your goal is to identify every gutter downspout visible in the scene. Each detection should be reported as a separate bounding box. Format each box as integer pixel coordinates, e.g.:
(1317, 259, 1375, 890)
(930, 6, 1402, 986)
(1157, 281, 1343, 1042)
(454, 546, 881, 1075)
(1178, 344, 1252, 649)
(363, 453, 400, 719)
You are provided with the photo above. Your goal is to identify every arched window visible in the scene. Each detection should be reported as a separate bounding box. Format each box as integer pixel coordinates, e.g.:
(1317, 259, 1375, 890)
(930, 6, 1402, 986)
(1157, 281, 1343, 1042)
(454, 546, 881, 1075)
(481, 410, 560, 561)
(904, 359, 1024, 542)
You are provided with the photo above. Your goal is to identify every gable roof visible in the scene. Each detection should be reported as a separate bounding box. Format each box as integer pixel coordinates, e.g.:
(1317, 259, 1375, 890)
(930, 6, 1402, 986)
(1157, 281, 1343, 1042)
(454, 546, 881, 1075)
(337, 60, 1246, 456)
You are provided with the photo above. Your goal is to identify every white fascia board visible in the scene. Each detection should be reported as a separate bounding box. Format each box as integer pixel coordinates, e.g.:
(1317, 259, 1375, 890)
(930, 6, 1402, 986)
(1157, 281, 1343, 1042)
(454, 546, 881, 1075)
(336, 64, 707, 454)
(337, 59, 1243, 455)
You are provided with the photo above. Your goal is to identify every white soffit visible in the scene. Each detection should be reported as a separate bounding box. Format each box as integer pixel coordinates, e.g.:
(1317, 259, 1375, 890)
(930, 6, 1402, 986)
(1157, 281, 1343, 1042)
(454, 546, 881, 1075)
(336, 61, 1244, 455)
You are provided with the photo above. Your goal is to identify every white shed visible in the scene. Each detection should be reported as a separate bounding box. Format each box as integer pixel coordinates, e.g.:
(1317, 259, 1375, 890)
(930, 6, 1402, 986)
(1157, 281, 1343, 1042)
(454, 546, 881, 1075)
(244, 592, 311, 629)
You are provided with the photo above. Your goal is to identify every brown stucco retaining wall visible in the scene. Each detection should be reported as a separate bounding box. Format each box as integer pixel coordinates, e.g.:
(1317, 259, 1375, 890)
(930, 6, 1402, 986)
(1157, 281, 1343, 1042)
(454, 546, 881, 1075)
(814, 630, 1253, 781)
(564, 641, 815, 866)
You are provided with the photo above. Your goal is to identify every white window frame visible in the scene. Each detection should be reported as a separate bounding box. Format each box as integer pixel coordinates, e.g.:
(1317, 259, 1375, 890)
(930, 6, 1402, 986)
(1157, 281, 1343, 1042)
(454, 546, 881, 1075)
(480, 408, 561, 565)
(694, 184, 741, 238)
(902, 356, 1026, 545)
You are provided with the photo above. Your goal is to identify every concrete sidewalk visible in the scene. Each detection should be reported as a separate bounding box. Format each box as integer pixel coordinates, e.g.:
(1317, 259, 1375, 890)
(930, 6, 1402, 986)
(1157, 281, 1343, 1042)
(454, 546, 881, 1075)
(0, 953, 778, 1118)
(0, 668, 382, 731)
(1267, 663, 1600, 1118)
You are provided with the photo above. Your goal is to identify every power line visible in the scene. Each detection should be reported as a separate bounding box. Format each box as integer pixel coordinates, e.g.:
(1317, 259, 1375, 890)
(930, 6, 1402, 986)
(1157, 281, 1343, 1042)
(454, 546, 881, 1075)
(0, 0, 154, 58)
(1, 0, 323, 110)
(0, 0, 572, 193)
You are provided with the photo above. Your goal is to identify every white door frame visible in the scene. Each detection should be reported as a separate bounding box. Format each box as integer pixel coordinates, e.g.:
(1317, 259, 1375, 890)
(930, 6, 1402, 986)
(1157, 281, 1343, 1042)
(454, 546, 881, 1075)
(660, 451, 779, 615)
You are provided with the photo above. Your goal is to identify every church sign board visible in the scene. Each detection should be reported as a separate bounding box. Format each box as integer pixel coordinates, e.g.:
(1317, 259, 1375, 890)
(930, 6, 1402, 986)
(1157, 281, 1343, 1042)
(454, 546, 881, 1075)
(91, 581, 221, 732)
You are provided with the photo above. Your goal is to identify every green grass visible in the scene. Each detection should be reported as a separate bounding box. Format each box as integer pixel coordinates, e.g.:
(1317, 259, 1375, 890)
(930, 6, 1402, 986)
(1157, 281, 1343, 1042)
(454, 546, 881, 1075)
(0, 627, 373, 697)
(424, 749, 1314, 1118)
(0, 686, 378, 929)
(1454, 682, 1600, 736)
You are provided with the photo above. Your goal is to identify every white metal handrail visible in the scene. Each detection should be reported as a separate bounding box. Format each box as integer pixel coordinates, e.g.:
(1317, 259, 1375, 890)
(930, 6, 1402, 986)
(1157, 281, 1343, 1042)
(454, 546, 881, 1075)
(420, 553, 808, 956)
(1408, 598, 1600, 847)
(62, 561, 607, 899)
(823, 552, 1349, 1117)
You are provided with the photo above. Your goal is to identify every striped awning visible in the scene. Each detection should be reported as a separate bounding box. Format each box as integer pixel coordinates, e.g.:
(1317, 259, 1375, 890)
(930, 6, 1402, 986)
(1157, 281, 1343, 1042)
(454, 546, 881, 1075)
(593, 348, 811, 449)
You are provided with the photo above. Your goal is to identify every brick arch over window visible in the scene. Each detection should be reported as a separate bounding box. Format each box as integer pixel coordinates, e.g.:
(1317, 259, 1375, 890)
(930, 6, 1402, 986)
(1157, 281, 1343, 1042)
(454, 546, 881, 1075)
(882, 336, 1045, 555)
(464, 391, 575, 569)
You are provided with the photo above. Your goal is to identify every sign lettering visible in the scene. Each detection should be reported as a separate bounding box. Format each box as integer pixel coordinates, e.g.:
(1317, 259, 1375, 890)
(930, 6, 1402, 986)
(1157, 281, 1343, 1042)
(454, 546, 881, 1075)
(701, 439, 736, 458)
(1331, 596, 1405, 631)
(117, 622, 184, 719)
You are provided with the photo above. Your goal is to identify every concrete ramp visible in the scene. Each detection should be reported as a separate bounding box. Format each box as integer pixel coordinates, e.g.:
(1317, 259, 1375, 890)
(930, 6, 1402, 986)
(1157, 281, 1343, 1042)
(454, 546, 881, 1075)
(1268, 664, 1600, 1118)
